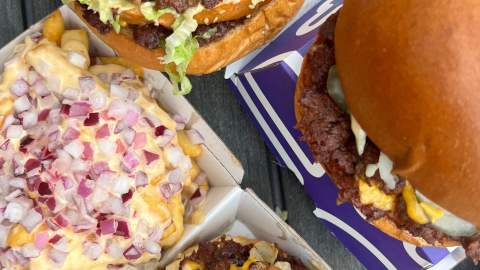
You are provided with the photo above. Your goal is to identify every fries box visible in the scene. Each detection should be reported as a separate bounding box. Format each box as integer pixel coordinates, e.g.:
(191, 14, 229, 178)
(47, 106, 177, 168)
(0, 5, 331, 269)
(225, 1, 467, 269)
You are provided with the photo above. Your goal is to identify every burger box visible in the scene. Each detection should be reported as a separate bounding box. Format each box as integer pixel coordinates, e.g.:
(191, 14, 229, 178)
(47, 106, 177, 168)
(225, 0, 468, 269)
(0, 5, 331, 270)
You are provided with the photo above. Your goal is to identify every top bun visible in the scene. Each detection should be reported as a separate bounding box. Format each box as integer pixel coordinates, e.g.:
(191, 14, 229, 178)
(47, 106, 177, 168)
(335, 0, 480, 227)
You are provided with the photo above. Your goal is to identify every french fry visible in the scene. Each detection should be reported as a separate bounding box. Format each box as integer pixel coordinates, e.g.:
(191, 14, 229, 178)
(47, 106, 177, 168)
(99, 56, 144, 77)
(43, 10, 65, 45)
(61, 29, 90, 68)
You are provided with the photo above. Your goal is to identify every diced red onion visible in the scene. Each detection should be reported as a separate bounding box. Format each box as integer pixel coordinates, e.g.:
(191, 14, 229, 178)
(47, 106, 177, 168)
(69, 102, 91, 117)
(79, 76, 96, 93)
(107, 99, 127, 120)
(4, 201, 27, 222)
(53, 214, 69, 228)
(165, 146, 184, 167)
(123, 245, 141, 261)
(24, 158, 41, 173)
(97, 73, 108, 83)
(121, 69, 136, 80)
(27, 70, 42, 85)
(21, 243, 40, 258)
(91, 186, 109, 207)
(111, 73, 122, 85)
(99, 139, 117, 156)
(114, 220, 129, 238)
(168, 169, 185, 185)
(110, 84, 129, 99)
(48, 249, 68, 266)
(5, 190, 22, 201)
(6, 125, 23, 139)
(114, 120, 128, 134)
(21, 110, 38, 129)
(120, 189, 132, 204)
(0, 225, 9, 248)
(46, 197, 56, 211)
(64, 140, 84, 159)
(10, 79, 29, 96)
(123, 110, 139, 126)
(2, 114, 16, 130)
(190, 188, 207, 206)
(144, 239, 161, 254)
(143, 150, 159, 165)
(32, 80, 50, 97)
(9, 177, 26, 189)
(82, 142, 94, 160)
(34, 231, 49, 250)
(51, 236, 68, 252)
(106, 240, 124, 259)
(83, 241, 103, 260)
(48, 108, 61, 124)
(78, 179, 94, 198)
(112, 175, 131, 195)
(157, 129, 176, 147)
(63, 127, 80, 141)
(132, 132, 146, 150)
(148, 225, 164, 243)
(91, 162, 110, 177)
(194, 172, 208, 185)
(84, 112, 99, 126)
(89, 91, 108, 110)
(14, 95, 31, 113)
(63, 87, 80, 100)
(122, 151, 140, 172)
(38, 182, 52, 196)
(154, 125, 166, 137)
(71, 159, 89, 172)
(95, 124, 110, 139)
(159, 183, 182, 200)
(186, 129, 205, 145)
(172, 114, 187, 130)
(67, 51, 87, 68)
(37, 109, 50, 122)
(135, 171, 148, 187)
(100, 219, 118, 235)
(0, 139, 10, 151)
(121, 128, 136, 145)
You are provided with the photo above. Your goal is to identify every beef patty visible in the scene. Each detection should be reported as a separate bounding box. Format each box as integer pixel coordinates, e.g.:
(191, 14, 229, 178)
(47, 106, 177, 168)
(296, 12, 480, 262)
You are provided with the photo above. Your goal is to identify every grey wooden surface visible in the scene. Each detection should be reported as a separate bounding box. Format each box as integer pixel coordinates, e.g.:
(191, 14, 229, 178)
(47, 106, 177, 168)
(1, 1, 477, 269)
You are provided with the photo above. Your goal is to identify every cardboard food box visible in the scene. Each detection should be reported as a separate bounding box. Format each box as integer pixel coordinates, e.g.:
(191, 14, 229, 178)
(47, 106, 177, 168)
(0, 5, 330, 269)
(226, 1, 467, 269)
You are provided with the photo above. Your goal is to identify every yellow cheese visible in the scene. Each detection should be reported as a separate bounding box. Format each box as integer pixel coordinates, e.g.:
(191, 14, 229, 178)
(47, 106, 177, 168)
(7, 224, 33, 247)
(420, 202, 444, 223)
(402, 182, 429, 224)
(177, 131, 202, 158)
(229, 259, 255, 270)
(358, 179, 395, 211)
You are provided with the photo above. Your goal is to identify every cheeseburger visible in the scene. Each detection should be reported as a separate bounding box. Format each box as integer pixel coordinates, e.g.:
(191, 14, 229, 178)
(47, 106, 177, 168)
(64, 0, 304, 94)
(296, 0, 480, 261)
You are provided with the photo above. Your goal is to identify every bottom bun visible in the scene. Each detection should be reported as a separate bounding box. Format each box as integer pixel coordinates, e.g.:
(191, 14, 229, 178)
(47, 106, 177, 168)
(71, 0, 304, 75)
(294, 12, 459, 248)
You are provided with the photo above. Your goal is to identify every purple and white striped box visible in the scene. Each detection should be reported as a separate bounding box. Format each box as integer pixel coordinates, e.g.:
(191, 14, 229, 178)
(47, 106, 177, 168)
(225, 1, 466, 269)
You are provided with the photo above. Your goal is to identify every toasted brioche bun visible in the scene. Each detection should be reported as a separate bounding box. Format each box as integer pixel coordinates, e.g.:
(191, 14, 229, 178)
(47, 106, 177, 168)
(71, 0, 304, 75)
(294, 14, 459, 247)
(120, 0, 273, 28)
(335, 0, 480, 228)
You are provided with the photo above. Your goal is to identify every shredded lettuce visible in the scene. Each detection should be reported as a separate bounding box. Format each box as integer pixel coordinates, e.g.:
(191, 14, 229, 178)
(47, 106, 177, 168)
(140, 2, 177, 22)
(161, 7, 202, 95)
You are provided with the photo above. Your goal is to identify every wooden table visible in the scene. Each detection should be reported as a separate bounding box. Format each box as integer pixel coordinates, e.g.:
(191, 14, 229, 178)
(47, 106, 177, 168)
(1, 1, 477, 269)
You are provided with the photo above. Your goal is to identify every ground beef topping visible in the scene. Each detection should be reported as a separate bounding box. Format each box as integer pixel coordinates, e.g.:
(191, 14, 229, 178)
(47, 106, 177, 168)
(155, 0, 222, 13)
(297, 12, 480, 263)
(194, 20, 242, 46)
(80, 4, 112, 34)
(132, 24, 172, 49)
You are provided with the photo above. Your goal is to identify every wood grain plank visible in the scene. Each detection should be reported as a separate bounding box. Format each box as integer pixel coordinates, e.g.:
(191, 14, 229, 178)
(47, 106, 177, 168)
(22, 0, 62, 26)
(187, 74, 275, 206)
(0, 1, 25, 47)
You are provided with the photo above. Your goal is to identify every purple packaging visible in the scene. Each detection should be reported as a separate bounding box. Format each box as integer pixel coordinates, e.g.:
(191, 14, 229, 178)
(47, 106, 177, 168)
(225, 1, 466, 269)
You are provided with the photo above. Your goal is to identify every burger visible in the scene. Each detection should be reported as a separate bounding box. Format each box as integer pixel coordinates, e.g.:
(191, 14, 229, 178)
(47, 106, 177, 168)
(64, 0, 305, 94)
(163, 235, 307, 270)
(295, 0, 480, 261)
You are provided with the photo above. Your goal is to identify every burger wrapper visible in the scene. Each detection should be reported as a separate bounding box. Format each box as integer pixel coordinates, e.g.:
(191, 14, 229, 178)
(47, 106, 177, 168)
(0, 5, 330, 269)
(225, 1, 466, 269)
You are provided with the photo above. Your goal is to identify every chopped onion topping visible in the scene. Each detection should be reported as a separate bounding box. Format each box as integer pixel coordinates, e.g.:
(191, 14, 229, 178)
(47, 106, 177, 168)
(67, 52, 87, 68)
(13, 95, 31, 113)
(123, 245, 141, 260)
(83, 241, 103, 260)
(10, 79, 29, 96)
